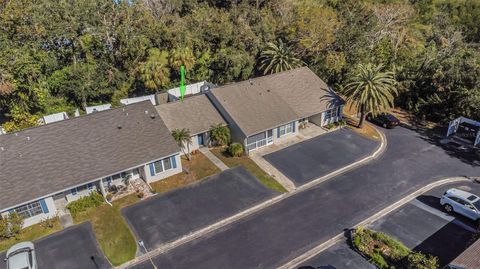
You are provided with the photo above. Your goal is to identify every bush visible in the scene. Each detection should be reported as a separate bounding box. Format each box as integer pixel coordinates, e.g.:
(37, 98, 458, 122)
(66, 191, 105, 216)
(0, 212, 24, 239)
(352, 227, 411, 269)
(405, 252, 438, 269)
(228, 143, 244, 157)
(0, 218, 9, 239)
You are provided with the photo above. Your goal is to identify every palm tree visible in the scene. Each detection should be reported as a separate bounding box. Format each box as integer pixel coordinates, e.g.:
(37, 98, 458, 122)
(172, 128, 192, 160)
(209, 123, 231, 146)
(258, 39, 303, 75)
(139, 48, 171, 91)
(169, 47, 196, 71)
(343, 63, 398, 128)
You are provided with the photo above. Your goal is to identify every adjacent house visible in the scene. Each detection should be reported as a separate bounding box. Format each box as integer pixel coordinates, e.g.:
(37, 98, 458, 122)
(155, 94, 227, 153)
(206, 67, 343, 153)
(0, 101, 182, 227)
(40, 112, 69, 124)
(85, 104, 112, 114)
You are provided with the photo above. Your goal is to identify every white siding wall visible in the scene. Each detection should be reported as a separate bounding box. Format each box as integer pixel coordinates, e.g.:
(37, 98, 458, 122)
(1, 197, 58, 228)
(179, 132, 209, 155)
(144, 154, 182, 183)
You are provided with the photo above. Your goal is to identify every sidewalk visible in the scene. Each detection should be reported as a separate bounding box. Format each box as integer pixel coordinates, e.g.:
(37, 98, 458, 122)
(118, 127, 387, 269)
(199, 147, 229, 171)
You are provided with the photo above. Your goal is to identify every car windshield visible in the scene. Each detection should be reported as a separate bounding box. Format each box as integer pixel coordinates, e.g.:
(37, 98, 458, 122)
(386, 114, 398, 121)
(473, 200, 480, 210)
(8, 248, 29, 257)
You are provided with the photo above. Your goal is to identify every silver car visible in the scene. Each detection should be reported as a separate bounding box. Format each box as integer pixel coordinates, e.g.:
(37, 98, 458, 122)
(4, 242, 37, 269)
(440, 188, 480, 222)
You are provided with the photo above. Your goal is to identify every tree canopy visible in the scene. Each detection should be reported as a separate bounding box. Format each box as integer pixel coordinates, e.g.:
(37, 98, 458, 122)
(1, 0, 479, 130)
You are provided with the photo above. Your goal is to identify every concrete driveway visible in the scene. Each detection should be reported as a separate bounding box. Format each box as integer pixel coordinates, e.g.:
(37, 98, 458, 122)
(1, 222, 109, 269)
(128, 126, 479, 269)
(264, 128, 378, 186)
(301, 181, 480, 268)
(122, 167, 278, 250)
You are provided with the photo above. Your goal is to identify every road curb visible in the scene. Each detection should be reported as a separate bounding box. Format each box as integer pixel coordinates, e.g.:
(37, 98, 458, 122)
(118, 126, 387, 269)
(277, 176, 472, 269)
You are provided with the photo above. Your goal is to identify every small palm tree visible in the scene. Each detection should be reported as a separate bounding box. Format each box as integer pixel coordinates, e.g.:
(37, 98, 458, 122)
(209, 123, 231, 146)
(258, 39, 303, 75)
(343, 63, 398, 128)
(172, 128, 192, 160)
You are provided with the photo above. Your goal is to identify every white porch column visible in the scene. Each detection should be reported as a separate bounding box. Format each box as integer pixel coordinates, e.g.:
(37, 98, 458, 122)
(99, 179, 106, 197)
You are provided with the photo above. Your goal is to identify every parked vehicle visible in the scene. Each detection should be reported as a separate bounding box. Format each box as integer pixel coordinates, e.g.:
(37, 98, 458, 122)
(366, 113, 400, 128)
(440, 188, 480, 222)
(3, 242, 37, 269)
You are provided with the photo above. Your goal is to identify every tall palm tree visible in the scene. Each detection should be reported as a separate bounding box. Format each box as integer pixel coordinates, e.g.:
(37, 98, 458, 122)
(343, 63, 398, 128)
(139, 48, 171, 91)
(209, 123, 231, 146)
(172, 128, 192, 160)
(258, 39, 303, 75)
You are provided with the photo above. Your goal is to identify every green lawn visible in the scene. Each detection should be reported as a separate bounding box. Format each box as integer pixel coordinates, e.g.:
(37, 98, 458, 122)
(72, 194, 139, 266)
(151, 152, 220, 193)
(0, 217, 62, 252)
(210, 147, 287, 193)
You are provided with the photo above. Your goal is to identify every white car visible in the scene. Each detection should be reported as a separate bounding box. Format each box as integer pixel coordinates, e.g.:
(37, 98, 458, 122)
(4, 242, 37, 269)
(440, 188, 480, 222)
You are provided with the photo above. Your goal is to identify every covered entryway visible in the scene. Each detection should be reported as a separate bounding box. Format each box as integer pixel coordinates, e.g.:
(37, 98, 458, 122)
(447, 117, 480, 147)
(308, 105, 343, 127)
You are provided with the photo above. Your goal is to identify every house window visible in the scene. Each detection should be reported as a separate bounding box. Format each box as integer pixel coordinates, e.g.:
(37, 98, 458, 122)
(163, 157, 172, 170)
(11, 201, 44, 219)
(153, 160, 163, 174)
(278, 122, 294, 138)
(87, 183, 94, 190)
(325, 107, 339, 121)
(71, 188, 77, 195)
(150, 156, 177, 176)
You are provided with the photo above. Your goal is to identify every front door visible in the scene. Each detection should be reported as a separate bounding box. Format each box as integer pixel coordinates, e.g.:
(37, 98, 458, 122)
(197, 134, 204, 147)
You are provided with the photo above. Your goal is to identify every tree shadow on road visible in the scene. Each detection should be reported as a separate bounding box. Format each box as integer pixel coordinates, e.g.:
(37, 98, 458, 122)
(400, 123, 480, 167)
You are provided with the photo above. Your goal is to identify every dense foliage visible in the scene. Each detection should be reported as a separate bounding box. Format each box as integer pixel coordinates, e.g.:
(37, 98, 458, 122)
(66, 191, 105, 216)
(228, 142, 244, 157)
(1, 0, 479, 131)
(352, 227, 438, 269)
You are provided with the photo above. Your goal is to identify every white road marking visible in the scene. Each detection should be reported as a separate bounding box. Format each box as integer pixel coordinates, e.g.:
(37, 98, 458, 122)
(410, 199, 477, 233)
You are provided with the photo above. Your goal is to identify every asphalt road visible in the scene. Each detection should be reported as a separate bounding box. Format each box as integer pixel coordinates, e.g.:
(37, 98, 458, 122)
(1, 222, 109, 269)
(130, 126, 479, 269)
(302, 181, 480, 268)
(122, 167, 278, 250)
(264, 128, 378, 186)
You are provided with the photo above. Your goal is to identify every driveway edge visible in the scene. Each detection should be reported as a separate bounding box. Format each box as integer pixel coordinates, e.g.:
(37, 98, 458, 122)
(118, 126, 387, 269)
(277, 176, 472, 269)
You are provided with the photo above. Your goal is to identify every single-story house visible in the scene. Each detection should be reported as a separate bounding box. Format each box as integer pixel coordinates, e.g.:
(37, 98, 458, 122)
(0, 101, 182, 227)
(120, 95, 156, 106)
(155, 94, 227, 153)
(206, 67, 344, 153)
(167, 81, 215, 102)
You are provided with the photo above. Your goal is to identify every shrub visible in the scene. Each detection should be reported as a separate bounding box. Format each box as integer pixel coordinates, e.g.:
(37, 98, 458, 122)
(66, 191, 104, 216)
(405, 252, 438, 269)
(228, 143, 244, 157)
(40, 216, 57, 229)
(352, 227, 411, 269)
(0, 213, 24, 239)
(209, 124, 231, 146)
(0, 218, 9, 239)
(8, 212, 24, 236)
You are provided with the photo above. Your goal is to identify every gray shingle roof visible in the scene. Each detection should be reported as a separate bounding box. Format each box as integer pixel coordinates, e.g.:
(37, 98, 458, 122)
(155, 94, 226, 135)
(0, 101, 179, 210)
(209, 67, 342, 136)
(450, 238, 480, 269)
